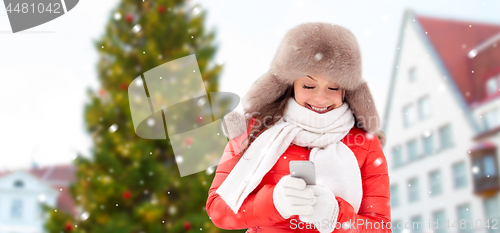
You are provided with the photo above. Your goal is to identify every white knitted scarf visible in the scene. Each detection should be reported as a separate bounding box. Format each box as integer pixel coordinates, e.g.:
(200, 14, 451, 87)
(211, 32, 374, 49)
(216, 97, 363, 215)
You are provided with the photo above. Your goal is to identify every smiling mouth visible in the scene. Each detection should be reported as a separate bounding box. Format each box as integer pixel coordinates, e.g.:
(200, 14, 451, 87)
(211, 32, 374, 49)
(306, 103, 333, 113)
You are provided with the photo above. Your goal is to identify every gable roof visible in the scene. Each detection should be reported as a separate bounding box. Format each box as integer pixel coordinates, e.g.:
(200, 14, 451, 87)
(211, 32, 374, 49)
(382, 9, 488, 134)
(416, 14, 500, 107)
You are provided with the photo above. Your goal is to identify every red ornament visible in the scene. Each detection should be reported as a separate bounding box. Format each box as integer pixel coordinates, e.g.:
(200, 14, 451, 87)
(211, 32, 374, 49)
(120, 83, 128, 90)
(183, 221, 191, 231)
(65, 223, 72, 231)
(158, 5, 165, 14)
(185, 137, 192, 146)
(123, 190, 131, 200)
(196, 116, 203, 123)
(126, 13, 133, 23)
(99, 88, 106, 97)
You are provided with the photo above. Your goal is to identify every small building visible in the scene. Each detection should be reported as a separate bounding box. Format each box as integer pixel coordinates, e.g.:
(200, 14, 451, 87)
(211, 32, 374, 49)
(0, 164, 76, 233)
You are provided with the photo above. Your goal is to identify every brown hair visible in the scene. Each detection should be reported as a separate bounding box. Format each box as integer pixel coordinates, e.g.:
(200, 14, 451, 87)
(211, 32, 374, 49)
(227, 85, 294, 171)
(229, 84, 346, 171)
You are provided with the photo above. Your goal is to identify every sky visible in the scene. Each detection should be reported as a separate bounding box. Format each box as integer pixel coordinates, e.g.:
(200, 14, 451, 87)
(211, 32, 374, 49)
(0, 0, 499, 170)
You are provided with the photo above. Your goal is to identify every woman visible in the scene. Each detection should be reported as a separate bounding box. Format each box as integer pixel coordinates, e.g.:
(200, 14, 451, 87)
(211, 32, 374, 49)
(206, 22, 391, 233)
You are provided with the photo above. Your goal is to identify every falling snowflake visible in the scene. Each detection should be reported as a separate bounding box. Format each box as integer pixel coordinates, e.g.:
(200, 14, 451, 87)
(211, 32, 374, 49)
(109, 124, 118, 133)
(192, 6, 200, 15)
(206, 166, 215, 175)
(114, 12, 121, 20)
(132, 24, 141, 33)
(197, 97, 206, 106)
(468, 49, 478, 58)
(422, 130, 432, 138)
(80, 212, 89, 221)
(38, 194, 46, 202)
(472, 166, 479, 174)
(176, 155, 184, 164)
(147, 118, 155, 126)
(314, 52, 323, 61)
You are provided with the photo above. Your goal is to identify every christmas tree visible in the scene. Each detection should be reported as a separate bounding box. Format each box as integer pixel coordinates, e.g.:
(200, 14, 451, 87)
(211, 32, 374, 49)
(42, 0, 241, 232)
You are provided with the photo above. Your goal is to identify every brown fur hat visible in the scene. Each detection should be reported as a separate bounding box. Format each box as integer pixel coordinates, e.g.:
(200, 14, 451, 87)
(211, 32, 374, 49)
(222, 22, 386, 146)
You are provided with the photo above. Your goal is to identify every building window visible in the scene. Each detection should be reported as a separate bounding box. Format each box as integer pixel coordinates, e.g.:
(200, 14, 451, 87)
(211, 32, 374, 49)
(453, 161, 467, 189)
(408, 177, 420, 203)
(403, 104, 417, 128)
(483, 155, 497, 177)
(438, 124, 454, 150)
(429, 169, 442, 196)
(391, 184, 399, 208)
(10, 199, 23, 219)
(432, 209, 447, 233)
(409, 67, 417, 82)
(486, 76, 499, 95)
(410, 215, 424, 233)
(470, 145, 499, 196)
(457, 203, 472, 233)
(483, 196, 500, 233)
(422, 130, 434, 156)
(418, 96, 431, 120)
(36, 202, 43, 219)
(13, 180, 24, 188)
(483, 108, 500, 131)
(473, 154, 498, 178)
(392, 146, 404, 168)
(407, 139, 419, 161)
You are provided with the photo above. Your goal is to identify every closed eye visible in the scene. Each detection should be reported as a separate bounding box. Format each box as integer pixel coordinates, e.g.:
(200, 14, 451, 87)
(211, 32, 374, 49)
(302, 85, 339, 91)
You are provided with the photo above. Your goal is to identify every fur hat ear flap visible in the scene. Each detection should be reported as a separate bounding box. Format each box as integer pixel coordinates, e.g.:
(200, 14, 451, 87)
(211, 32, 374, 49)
(345, 81, 385, 146)
(375, 130, 386, 147)
(221, 111, 248, 140)
(242, 71, 291, 114)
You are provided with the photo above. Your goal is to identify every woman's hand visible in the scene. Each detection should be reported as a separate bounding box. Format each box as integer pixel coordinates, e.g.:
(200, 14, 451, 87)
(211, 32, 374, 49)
(298, 184, 339, 233)
(273, 175, 316, 219)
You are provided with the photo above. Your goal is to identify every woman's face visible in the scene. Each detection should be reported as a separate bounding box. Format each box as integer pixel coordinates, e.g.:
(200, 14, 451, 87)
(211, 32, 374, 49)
(293, 75, 344, 114)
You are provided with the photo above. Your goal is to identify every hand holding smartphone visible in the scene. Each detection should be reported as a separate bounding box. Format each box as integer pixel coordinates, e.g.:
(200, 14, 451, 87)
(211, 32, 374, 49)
(289, 161, 316, 185)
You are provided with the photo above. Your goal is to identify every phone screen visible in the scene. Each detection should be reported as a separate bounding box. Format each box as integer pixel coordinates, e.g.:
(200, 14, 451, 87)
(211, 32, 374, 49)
(289, 160, 316, 185)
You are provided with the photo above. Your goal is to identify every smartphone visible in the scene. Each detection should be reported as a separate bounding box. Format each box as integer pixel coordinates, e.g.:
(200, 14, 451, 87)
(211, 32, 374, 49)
(289, 161, 316, 185)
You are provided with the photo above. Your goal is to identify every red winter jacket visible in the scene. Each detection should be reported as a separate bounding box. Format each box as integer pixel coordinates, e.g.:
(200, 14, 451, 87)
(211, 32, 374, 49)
(206, 118, 392, 232)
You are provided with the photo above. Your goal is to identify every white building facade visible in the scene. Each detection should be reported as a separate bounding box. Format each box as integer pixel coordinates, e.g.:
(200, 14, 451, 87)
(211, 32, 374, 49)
(383, 10, 500, 233)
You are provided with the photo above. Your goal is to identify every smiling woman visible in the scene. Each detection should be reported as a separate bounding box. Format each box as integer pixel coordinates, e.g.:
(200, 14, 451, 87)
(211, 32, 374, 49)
(207, 22, 390, 233)
(293, 75, 346, 114)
